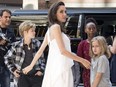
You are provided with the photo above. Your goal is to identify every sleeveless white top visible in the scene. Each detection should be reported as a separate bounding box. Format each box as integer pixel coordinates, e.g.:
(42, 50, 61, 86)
(42, 28, 74, 87)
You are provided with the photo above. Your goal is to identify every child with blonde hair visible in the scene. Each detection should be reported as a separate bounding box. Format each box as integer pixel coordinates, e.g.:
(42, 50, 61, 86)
(90, 36, 112, 87)
(77, 18, 97, 87)
(4, 21, 45, 87)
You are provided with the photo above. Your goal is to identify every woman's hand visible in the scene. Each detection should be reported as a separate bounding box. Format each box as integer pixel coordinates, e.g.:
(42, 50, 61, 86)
(22, 65, 33, 74)
(81, 59, 91, 69)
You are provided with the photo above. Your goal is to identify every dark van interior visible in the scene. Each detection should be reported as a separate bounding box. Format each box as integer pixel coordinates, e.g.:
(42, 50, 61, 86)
(11, 8, 116, 52)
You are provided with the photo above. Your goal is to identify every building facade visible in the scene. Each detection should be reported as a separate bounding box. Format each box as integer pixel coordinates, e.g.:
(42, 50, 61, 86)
(0, 0, 116, 9)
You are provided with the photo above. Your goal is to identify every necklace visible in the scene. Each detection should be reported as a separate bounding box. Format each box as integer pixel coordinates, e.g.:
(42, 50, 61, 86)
(24, 44, 31, 50)
(24, 40, 31, 50)
(28, 46, 31, 50)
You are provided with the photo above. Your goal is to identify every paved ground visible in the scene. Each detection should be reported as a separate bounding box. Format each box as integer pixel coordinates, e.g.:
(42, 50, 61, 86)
(10, 82, 116, 87)
(78, 83, 116, 87)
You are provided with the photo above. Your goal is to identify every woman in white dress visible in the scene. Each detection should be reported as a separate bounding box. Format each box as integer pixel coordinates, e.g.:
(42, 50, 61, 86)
(22, 1, 90, 87)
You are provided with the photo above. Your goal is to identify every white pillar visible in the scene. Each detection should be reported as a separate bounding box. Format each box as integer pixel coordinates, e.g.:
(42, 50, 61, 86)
(107, 0, 116, 7)
(82, 0, 105, 7)
(23, 0, 38, 10)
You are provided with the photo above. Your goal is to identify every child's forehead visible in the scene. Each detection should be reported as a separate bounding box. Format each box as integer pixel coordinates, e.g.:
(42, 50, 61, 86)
(92, 40, 99, 44)
(29, 28, 35, 30)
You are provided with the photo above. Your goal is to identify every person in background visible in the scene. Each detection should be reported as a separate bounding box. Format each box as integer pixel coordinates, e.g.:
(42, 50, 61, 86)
(0, 9, 16, 87)
(90, 36, 112, 87)
(109, 36, 116, 84)
(109, 36, 116, 54)
(101, 24, 114, 45)
(72, 59, 81, 87)
(22, 1, 90, 87)
(4, 21, 45, 87)
(77, 18, 97, 87)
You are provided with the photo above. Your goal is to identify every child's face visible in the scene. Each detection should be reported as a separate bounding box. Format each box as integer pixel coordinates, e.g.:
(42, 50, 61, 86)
(92, 40, 101, 56)
(26, 28, 35, 39)
(85, 23, 97, 38)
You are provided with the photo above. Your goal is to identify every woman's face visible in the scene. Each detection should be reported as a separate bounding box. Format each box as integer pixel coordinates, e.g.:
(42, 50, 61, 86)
(56, 5, 67, 23)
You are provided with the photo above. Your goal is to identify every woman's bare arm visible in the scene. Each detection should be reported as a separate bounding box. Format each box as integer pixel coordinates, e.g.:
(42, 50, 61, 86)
(51, 24, 90, 69)
(23, 33, 48, 74)
(30, 34, 48, 67)
(110, 36, 116, 54)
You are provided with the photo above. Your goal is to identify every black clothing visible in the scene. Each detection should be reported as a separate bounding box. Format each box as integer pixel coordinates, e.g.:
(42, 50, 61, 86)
(22, 44, 33, 69)
(111, 54, 116, 83)
(0, 27, 16, 67)
(22, 44, 37, 75)
(0, 26, 16, 87)
(18, 74, 43, 87)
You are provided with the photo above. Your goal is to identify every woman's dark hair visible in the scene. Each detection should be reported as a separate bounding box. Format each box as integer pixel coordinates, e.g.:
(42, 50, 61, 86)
(85, 17, 97, 27)
(48, 1, 65, 32)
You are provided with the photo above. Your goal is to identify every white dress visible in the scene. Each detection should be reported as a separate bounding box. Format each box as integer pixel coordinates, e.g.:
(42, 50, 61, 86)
(42, 29, 74, 87)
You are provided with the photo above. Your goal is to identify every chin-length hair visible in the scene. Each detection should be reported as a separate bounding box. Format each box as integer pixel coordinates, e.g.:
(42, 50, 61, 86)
(48, 1, 66, 33)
